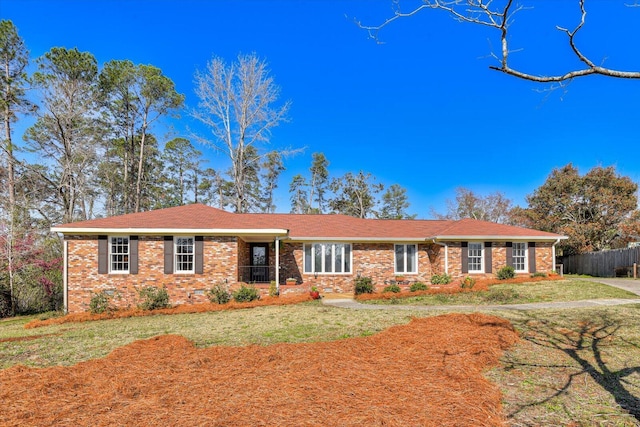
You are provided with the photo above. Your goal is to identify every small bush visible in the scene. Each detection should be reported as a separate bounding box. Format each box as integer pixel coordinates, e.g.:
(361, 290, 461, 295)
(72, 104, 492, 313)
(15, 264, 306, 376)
(383, 284, 401, 293)
(354, 277, 374, 295)
(460, 276, 476, 289)
(496, 266, 516, 280)
(232, 284, 260, 303)
(207, 283, 231, 304)
(89, 291, 114, 314)
(137, 286, 170, 310)
(431, 273, 452, 285)
(530, 272, 547, 278)
(410, 282, 428, 292)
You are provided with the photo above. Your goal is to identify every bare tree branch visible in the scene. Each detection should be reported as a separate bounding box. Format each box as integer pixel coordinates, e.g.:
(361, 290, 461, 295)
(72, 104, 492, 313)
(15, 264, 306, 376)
(357, 0, 640, 82)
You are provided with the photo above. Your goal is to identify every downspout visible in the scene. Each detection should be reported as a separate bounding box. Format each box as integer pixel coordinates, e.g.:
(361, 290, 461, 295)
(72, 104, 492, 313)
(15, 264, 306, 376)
(430, 239, 448, 275)
(63, 239, 68, 314)
(552, 238, 561, 275)
(275, 237, 280, 294)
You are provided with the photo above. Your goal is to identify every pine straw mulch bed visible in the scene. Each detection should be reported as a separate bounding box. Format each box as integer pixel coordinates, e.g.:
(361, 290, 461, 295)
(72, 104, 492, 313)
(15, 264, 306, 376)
(24, 294, 314, 329)
(356, 275, 560, 302)
(1, 313, 518, 427)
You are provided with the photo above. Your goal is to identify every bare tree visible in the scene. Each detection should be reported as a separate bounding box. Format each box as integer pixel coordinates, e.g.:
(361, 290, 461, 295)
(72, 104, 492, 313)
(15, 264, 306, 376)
(358, 0, 640, 83)
(432, 187, 513, 223)
(192, 53, 291, 213)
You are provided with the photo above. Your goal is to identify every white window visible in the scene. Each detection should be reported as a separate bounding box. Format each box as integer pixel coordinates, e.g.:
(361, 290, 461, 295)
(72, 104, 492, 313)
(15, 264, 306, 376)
(109, 236, 129, 273)
(395, 244, 417, 274)
(304, 243, 351, 274)
(468, 242, 483, 273)
(175, 237, 194, 273)
(513, 242, 527, 272)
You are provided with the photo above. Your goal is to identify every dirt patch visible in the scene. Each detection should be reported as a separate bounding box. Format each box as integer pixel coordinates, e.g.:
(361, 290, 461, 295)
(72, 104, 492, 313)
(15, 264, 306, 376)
(1, 313, 518, 426)
(0, 333, 60, 344)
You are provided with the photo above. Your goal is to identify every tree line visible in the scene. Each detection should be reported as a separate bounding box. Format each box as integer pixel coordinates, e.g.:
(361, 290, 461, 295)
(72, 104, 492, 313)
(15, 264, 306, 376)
(0, 20, 414, 316)
(433, 164, 640, 256)
(2, 17, 640, 317)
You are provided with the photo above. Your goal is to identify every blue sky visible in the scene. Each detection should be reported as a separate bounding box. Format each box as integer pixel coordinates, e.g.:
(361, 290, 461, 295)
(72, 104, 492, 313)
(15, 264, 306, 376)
(3, 0, 640, 218)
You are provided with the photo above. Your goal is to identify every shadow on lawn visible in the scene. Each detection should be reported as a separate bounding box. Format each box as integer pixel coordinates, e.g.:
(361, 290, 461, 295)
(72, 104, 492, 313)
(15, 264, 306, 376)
(505, 312, 640, 423)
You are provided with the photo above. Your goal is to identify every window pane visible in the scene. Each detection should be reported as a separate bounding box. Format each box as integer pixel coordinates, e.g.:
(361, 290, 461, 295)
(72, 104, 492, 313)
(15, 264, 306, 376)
(468, 243, 482, 272)
(175, 237, 194, 272)
(344, 245, 351, 273)
(406, 245, 416, 273)
(334, 244, 343, 273)
(395, 245, 404, 273)
(110, 237, 129, 272)
(314, 244, 323, 273)
(324, 243, 333, 273)
(304, 244, 312, 273)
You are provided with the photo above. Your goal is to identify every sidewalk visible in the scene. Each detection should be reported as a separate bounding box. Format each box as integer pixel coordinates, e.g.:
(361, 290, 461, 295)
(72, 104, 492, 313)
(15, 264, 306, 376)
(322, 297, 640, 311)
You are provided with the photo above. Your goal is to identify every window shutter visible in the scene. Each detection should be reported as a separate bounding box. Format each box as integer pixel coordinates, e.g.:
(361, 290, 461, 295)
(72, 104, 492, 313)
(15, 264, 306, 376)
(505, 242, 513, 267)
(164, 236, 174, 274)
(484, 242, 492, 274)
(98, 235, 108, 274)
(130, 236, 139, 274)
(195, 236, 204, 274)
(461, 242, 469, 274)
(528, 242, 536, 273)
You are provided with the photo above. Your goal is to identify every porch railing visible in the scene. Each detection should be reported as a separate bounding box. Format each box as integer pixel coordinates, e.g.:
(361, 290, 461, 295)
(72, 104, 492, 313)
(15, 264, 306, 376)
(238, 265, 291, 283)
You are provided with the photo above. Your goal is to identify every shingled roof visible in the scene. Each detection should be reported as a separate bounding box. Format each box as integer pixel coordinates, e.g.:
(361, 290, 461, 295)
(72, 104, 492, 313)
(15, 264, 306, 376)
(51, 203, 564, 241)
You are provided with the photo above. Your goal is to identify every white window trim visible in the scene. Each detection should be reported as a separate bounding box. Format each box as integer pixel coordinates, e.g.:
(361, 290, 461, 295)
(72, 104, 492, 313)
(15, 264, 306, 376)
(512, 242, 528, 273)
(304, 243, 353, 275)
(467, 242, 484, 273)
(174, 236, 195, 274)
(394, 244, 418, 275)
(108, 235, 130, 274)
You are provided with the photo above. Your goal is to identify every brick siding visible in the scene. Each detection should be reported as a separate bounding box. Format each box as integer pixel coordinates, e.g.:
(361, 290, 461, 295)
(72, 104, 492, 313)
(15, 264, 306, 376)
(64, 235, 556, 312)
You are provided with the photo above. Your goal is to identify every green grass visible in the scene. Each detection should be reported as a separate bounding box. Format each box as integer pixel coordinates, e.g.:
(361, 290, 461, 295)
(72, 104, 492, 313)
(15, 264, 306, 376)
(366, 279, 640, 306)
(2, 283, 640, 425)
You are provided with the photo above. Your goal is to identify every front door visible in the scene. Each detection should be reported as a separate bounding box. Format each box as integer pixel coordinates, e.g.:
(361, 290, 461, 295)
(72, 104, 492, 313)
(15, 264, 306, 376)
(250, 243, 269, 282)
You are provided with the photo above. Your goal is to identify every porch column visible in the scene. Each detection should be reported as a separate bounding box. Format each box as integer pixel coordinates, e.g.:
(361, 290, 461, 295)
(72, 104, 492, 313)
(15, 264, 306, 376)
(275, 237, 280, 293)
(63, 239, 68, 314)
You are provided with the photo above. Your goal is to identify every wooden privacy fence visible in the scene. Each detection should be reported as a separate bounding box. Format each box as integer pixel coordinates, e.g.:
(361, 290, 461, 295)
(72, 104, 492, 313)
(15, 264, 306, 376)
(562, 246, 640, 278)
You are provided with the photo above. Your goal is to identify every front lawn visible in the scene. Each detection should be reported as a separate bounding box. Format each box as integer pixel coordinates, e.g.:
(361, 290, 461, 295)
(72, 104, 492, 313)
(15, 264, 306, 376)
(364, 279, 639, 306)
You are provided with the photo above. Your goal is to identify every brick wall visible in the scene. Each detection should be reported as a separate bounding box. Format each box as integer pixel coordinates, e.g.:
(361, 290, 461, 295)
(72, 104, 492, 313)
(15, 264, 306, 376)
(65, 235, 556, 312)
(66, 235, 238, 313)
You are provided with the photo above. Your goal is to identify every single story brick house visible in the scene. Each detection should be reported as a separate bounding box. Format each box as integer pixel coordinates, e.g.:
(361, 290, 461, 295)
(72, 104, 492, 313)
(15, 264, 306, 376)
(51, 204, 566, 313)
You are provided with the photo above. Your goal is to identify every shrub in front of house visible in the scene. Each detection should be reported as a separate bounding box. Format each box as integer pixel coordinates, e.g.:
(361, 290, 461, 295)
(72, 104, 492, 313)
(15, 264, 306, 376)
(207, 283, 231, 304)
(354, 277, 374, 295)
(496, 266, 516, 280)
(383, 284, 401, 293)
(460, 276, 476, 289)
(530, 272, 547, 278)
(232, 284, 260, 303)
(137, 286, 170, 310)
(89, 290, 114, 314)
(430, 273, 452, 285)
(410, 282, 428, 292)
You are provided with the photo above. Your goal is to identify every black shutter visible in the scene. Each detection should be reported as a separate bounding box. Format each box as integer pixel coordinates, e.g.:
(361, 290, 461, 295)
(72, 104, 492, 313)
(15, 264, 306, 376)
(195, 236, 204, 274)
(505, 242, 513, 267)
(164, 236, 174, 274)
(130, 236, 139, 274)
(461, 242, 469, 274)
(98, 235, 108, 274)
(528, 242, 536, 273)
(484, 242, 492, 274)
